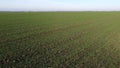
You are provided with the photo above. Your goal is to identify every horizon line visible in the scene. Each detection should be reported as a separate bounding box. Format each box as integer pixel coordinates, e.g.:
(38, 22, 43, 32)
(1, 10, 120, 12)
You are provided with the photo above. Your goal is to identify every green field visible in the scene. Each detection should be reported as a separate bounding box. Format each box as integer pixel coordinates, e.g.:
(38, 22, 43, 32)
(0, 12, 120, 68)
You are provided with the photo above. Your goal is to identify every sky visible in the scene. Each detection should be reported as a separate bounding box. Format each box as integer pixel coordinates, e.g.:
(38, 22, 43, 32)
(0, 0, 120, 11)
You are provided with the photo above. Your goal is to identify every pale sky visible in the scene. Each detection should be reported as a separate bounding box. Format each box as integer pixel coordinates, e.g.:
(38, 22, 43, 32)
(0, 0, 120, 11)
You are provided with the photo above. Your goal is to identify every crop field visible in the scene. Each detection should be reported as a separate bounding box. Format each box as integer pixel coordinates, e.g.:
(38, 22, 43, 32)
(0, 12, 120, 68)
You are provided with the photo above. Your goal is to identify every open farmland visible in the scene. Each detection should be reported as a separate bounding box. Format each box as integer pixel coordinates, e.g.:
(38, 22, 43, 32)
(0, 12, 120, 68)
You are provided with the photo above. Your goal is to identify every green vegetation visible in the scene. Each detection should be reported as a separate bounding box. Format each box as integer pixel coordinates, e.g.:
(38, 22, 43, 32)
(0, 12, 120, 68)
